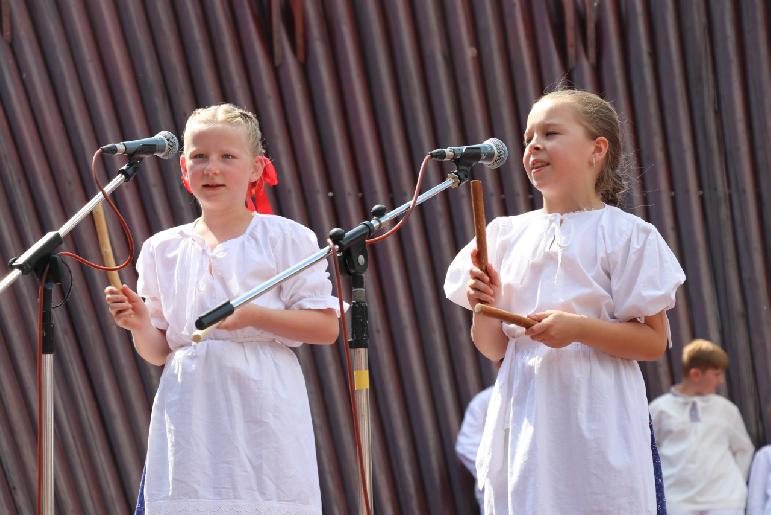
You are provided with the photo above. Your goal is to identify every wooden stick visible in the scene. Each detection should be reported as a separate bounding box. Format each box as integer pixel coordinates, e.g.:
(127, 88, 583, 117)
(474, 304, 536, 329)
(470, 181, 536, 330)
(191, 325, 216, 343)
(470, 180, 488, 270)
(92, 204, 122, 289)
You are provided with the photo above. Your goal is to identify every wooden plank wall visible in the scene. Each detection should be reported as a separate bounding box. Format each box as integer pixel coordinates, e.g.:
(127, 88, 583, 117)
(0, 0, 768, 513)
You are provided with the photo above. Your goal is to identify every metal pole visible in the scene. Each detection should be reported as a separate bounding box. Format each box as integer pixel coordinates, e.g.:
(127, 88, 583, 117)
(353, 347, 371, 514)
(40, 258, 59, 515)
(41, 355, 54, 515)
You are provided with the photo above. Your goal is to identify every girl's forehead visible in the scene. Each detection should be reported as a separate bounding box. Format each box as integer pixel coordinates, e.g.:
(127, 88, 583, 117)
(525, 99, 579, 129)
(185, 122, 250, 146)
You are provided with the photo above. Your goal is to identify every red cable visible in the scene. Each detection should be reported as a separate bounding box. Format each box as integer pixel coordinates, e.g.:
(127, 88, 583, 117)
(365, 155, 431, 245)
(58, 150, 135, 272)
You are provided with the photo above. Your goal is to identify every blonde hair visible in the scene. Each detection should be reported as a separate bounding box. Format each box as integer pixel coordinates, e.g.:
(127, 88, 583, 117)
(183, 103, 264, 156)
(682, 339, 729, 373)
(535, 89, 630, 206)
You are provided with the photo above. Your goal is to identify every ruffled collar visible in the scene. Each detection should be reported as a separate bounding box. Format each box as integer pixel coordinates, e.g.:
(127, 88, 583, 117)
(178, 214, 261, 251)
(537, 203, 607, 220)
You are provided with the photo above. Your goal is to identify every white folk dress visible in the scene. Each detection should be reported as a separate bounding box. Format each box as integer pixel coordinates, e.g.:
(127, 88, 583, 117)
(444, 205, 686, 515)
(136, 214, 342, 515)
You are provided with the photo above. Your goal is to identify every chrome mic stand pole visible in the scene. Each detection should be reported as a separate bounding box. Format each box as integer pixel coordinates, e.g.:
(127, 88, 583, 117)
(40, 256, 60, 515)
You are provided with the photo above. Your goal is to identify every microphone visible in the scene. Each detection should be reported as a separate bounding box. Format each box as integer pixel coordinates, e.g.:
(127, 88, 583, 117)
(100, 131, 179, 159)
(429, 138, 508, 169)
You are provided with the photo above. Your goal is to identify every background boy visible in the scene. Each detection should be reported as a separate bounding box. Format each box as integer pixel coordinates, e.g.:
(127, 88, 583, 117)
(650, 339, 754, 515)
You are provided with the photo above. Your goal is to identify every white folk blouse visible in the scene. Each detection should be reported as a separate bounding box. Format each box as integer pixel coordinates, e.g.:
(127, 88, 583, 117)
(444, 205, 685, 515)
(136, 214, 342, 515)
(650, 390, 755, 511)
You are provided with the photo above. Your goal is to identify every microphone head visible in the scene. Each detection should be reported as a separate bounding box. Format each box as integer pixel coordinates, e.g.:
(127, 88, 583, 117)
(483, 138, 508, 169)
(156, 131, 180, 159)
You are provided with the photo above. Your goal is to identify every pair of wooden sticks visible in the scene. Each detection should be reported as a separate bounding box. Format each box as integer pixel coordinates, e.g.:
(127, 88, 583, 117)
(469, 180, 535, 330)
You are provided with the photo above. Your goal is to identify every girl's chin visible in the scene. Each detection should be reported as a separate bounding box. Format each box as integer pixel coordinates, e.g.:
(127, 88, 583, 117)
(532, 184, 578, 203)
(529, 178, 560, 193)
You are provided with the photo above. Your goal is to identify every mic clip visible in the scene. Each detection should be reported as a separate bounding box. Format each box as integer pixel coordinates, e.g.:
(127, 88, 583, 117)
(448, 160, 475, 187)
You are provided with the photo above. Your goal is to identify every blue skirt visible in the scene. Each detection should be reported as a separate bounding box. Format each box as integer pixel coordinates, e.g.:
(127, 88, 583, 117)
(650, 414, 667, 515)
(134, 465, 145, 515)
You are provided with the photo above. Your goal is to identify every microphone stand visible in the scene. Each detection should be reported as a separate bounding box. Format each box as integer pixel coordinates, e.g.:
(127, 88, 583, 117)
(194, 159, 477, 514)
(0, 156, 147, 515)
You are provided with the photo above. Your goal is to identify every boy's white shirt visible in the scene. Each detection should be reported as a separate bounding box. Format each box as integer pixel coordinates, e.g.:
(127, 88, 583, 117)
(650, 389, 755, 511)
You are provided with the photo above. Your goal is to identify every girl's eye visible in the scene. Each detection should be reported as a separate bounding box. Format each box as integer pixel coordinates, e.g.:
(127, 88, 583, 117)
(191, 153, 205, 159)
(223, 154, 236, 159)
(546, 131, 558, 136)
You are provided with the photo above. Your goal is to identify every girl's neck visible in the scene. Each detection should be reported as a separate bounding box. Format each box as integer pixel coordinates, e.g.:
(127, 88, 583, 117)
(542, 194, 604, 215)
(197, 209, 254, 241)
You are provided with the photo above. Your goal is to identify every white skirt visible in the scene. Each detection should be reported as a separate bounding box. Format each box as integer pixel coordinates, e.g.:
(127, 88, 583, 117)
(143, 339, 321, 515)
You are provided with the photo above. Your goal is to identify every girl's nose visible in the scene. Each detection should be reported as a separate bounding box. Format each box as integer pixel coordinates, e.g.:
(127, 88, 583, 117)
(524, 140, 542, 155)
(203, 160, 219, 173)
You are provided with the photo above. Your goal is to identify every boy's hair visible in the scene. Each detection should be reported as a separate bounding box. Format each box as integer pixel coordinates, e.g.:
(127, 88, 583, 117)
(536, 88, 630, 206)
(183, 103, 264, 156)
(682, 339, 729, 374)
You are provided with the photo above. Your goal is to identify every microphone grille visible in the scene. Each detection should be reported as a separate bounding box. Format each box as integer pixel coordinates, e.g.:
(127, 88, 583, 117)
(156, 131, 180, 159)
(484, 138, 508, 169)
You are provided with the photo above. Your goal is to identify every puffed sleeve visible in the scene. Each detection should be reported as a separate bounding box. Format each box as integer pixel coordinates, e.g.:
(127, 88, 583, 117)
(135, 239, 169, 331)
(608, 220, 685, 322)
(444, 218, 504, 310)
(276, 223, 345, 317)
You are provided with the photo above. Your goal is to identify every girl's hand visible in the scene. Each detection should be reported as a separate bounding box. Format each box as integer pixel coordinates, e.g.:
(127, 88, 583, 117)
(104, 285, 151, 332)
(525, 310, 586, 348)
(467, 248, 501, 307)
(216, 304, 260, 331)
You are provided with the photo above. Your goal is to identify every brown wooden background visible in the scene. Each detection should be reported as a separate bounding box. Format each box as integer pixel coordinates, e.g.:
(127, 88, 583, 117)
(0, 1, 769, 513)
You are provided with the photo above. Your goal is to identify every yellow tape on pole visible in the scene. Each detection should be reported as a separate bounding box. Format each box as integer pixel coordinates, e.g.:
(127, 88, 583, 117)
(354, 370, 370, 391)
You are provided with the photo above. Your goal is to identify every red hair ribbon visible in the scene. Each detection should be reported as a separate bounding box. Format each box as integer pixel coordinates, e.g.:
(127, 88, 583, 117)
(180, 172, 192, 193)
(246, 158, 278, 214)
(179, 157, 279, 215)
